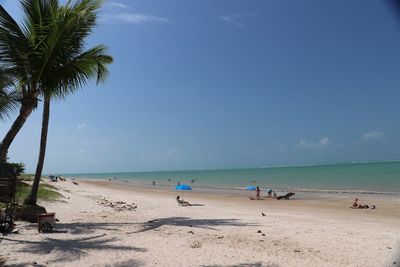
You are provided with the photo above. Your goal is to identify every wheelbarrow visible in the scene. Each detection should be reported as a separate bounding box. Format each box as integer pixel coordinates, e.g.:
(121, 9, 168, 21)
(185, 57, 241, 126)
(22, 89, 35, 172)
(38, 213, 56, 233)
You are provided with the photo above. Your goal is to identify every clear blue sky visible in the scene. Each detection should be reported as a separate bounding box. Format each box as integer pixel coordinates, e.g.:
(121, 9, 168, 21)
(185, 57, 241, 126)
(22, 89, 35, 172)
(1, 0, 400, 173)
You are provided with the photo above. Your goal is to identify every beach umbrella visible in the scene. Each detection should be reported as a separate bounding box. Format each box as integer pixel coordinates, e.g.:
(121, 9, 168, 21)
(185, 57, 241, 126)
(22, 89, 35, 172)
(245, 185, 257, 191)
(176, 184, 192, 190)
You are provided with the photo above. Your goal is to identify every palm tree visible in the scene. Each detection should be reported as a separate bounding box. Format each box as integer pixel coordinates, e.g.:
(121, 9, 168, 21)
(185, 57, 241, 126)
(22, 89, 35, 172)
(22, 0, 112, 205)
(0, 0, 111, 163)
(0, 1, 43, 162)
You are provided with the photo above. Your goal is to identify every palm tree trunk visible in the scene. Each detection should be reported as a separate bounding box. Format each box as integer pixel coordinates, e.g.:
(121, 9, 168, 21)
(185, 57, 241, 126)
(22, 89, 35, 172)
(0, 96, 37, 162)
(24, 96, 50, 206)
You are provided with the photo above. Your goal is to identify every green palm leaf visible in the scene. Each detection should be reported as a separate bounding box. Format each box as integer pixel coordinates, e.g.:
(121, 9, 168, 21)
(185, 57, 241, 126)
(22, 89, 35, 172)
(0, 67, 20, 121)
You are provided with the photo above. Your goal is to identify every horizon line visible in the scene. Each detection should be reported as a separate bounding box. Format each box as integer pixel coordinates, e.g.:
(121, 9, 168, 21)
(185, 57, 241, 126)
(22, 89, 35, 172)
(51, 159, 400, 176)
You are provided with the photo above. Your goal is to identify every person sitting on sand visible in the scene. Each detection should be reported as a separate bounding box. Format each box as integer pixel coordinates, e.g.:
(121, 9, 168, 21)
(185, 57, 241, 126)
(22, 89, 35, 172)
(176, 196, 191, 206)
(352, 198, 359, 208)
(351, 198, 369, 209)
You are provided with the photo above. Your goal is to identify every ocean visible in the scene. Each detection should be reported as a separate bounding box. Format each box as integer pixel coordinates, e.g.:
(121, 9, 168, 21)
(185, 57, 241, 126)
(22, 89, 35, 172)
(61, 161, 400, 195)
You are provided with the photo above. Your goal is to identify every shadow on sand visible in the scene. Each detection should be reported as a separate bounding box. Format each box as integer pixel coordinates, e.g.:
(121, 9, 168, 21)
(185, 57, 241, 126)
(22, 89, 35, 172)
(131, 216, 260, 233)
(1, 258, 145, 267)
(2, 233, 146, 264)
(106, 259, 144, 267)
(203, 263, 279, 267)
(1, 217, 259, 265)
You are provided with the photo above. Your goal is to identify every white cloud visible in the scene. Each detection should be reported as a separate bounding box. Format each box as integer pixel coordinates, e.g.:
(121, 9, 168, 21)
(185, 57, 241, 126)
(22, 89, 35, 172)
(76, 122, 87, 131)
(362, 130, 384, 141)
(217, 13, 256, 28)
(295, 137, 331, 149)
(106, 1, 133, 10)
(101, 1, 171, 25)
(100, 13, 171, 24)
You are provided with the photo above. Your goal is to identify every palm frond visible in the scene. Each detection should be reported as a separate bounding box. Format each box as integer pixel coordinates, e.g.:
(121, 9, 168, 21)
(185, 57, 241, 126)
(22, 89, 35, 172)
(0, 0, 112, 101)
(0, 5, 31, 84)
(0, 67, 20, 121)
(0, 88, 21, 121)
(45, 44, 112, 99)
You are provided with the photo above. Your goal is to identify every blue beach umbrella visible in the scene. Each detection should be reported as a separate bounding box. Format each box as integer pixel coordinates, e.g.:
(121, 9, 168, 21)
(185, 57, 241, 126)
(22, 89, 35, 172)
(245, 185, 257, 191)
(176, 184, 192, 191)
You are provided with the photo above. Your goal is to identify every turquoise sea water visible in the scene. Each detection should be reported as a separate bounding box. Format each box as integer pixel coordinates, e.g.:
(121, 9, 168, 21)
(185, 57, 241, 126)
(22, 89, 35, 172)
(62, 161, 400, 194)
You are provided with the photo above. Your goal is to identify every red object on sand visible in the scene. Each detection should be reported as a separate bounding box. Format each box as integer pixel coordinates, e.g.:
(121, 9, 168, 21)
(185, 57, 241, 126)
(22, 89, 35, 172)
(38, 213, 56, 233)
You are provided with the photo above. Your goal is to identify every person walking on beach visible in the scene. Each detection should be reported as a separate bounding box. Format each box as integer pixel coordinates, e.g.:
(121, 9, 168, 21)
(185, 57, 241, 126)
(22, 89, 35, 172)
(256, 186, 261, 199)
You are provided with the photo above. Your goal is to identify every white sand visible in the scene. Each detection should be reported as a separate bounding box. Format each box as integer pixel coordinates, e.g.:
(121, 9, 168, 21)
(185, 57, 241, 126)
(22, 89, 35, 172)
(1, 180, 400, 267)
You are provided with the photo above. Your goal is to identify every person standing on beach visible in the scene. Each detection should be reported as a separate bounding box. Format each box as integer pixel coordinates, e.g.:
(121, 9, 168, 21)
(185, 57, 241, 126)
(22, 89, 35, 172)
(256, 186, 261, 199)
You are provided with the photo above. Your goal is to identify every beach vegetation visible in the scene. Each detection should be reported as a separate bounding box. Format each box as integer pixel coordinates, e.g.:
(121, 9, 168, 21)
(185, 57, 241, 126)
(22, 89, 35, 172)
(16, 180, 62, 204)
(18, 173, 36, 181)
(7, 162, 25, 176)
(3, 178, 62, 222)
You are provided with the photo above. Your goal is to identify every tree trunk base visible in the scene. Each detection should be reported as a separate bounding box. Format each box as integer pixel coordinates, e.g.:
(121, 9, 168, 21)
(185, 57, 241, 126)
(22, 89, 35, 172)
(14, 204, 46, 223)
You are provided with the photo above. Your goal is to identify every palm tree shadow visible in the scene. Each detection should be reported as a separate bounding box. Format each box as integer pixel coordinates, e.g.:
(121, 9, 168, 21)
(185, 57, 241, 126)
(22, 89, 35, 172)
(47, 222, 140, 235)
(6, 263, 47, 267)
(203, 263, 279, 267)
(131, 217, 259, 233)
(110, 259, 144, 267)
(4, 234, 146, 264)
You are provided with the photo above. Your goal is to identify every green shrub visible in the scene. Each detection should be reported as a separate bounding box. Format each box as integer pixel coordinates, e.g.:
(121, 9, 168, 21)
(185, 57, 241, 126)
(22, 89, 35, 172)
(9, 162, 25, 176)
(14, 182, 63, 204)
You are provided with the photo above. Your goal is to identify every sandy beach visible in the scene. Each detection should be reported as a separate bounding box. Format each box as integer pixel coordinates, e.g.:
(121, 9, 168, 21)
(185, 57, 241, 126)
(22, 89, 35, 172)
(1, 179, 400, 267)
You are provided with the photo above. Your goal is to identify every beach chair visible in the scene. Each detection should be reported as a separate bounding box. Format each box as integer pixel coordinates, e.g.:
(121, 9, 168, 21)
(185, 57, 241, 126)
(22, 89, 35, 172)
(48, 175, 57, 182)
(277, 192, 295, 200)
